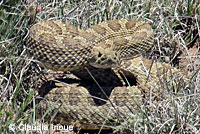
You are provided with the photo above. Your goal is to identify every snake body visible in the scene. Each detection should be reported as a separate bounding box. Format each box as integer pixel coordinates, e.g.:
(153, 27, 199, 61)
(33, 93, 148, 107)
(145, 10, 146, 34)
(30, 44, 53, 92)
(26, 19, 154, 71)
(38, 57, 186, 129)
(26, 19, 158, 129)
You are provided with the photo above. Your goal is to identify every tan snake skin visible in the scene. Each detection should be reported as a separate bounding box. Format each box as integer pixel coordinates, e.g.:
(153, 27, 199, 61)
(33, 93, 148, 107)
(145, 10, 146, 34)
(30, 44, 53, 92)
(38, 57, 187, 129)
(26, 19, 175, 129)
(26, 19, 154, 71)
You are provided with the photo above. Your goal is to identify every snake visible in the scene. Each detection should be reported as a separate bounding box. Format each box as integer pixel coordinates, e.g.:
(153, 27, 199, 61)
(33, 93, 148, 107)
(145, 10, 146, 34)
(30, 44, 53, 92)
(26, 19, 154, 71)
(25, 19, 186, 129)
(37, 57, 186, 130)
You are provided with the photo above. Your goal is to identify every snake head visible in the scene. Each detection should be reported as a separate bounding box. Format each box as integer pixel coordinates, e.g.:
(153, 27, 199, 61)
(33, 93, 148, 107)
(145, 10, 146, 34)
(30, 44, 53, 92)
(88, 46, 121, 69)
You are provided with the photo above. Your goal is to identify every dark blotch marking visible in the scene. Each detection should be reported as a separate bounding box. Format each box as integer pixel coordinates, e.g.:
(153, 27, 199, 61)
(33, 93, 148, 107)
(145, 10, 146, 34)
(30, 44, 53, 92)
(65, 23, 80, 36)
(132, 31, 147, 39)
(113, 38, 129, 47)
(39, 33, 56, 45)
(91, 25, 107, 35)
(62, 37, 82, 48)
(79, 31, 97, 42)
(125, 20, 138, 30)
(107, 20, 121, 32)
(47, 21, 63, 35)
(136, 23, 152, 31)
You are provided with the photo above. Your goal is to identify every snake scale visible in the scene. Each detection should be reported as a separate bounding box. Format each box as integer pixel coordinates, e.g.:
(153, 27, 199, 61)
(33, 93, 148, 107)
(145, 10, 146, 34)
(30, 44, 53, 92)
(26, 19, 154, 71)
(26, 19, 186, 129)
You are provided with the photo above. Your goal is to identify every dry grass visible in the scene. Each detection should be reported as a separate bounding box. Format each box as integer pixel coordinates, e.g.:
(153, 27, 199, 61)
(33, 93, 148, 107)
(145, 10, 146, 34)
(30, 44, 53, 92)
(0, 0, 200, 133)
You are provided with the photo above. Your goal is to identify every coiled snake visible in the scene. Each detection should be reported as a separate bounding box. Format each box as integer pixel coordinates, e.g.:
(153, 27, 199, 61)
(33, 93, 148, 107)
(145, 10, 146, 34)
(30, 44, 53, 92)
(26, 19, 185, 129)
(26, 19, 153, 71)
